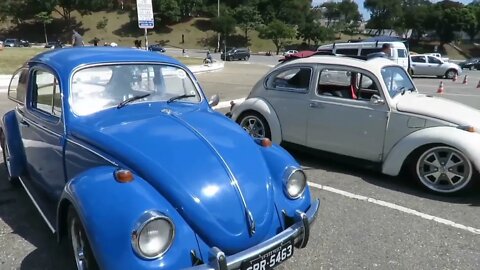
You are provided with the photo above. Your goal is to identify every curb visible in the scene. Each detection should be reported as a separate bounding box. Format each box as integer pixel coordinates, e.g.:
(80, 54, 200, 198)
(0, 62, 224, 92)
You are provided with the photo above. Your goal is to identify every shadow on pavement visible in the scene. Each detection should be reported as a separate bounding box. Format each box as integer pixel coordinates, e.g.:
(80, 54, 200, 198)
(0, 163, 73, 270)
(286, 147, 480, 207)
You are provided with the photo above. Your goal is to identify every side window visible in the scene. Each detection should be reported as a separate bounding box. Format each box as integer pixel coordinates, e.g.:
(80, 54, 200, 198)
(357, 73, 380, 100)
(397, 49, 407, 58)
(335, 48, 359, 55)
(411, 56, 426, 63)
(266, 68, 312, 92)
(360, 48, 382, 56)
(317, 69, 354, 99)
(32, 70, 61, 117)
(8, 68, 28, 104)
(428, 56, 441, 64)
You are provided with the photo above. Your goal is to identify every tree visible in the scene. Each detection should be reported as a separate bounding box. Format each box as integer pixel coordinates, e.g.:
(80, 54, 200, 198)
(258, 19, 296, 55)
(338, 0, 361, 24)
(152, 0, 181, 23)
(233, 5, 263, 40)
(399, 0, 432, 41)
(426, 5, 465, 45)
(364, 0, 403, 35)
(34, 12, 53, 44)
(321, 2, 340, 27)
(463, 5, 480, 41)
(211, 15, 237, 49)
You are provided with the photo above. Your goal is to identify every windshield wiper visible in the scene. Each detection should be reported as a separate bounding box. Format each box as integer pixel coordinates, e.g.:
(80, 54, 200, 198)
(167, 94, 195, 104)
(116, 93, 151, 109)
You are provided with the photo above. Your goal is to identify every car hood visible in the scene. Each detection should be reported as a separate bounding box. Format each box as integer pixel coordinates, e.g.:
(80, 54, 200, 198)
(396, 94, 480, 128)
(70, 108, 276, 253)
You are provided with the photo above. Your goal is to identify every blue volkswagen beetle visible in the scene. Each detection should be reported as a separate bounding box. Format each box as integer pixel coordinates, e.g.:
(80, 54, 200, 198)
(0, 47, 319, 270)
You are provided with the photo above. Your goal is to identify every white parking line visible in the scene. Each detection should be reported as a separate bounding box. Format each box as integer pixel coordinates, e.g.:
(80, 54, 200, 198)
(308, 182, 480, 235)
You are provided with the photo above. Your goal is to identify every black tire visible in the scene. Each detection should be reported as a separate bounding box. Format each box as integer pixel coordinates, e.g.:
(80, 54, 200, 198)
(0, 134, 19, 185)
(444, 69, 457, 79)
(237, 111, 272, 139)
(409, 145, 476, 194)
(67, 208, 100, 270)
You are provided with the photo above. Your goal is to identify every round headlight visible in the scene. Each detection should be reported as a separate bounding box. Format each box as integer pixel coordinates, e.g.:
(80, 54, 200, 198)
(284, 168, 307, 199)
(132, 211, 175, 259)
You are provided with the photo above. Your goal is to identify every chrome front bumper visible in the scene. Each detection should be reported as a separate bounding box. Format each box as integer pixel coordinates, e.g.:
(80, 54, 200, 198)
(185, 199, 320, 270)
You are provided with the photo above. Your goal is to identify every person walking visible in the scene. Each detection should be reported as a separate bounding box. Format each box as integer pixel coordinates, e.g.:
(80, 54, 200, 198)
(72, 30, 84, 47)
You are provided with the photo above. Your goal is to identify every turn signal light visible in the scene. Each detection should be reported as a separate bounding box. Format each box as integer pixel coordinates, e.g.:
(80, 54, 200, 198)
(459, 125, 475, 133)
(114, 169, 134, 183)
(260, 138, 272, 147)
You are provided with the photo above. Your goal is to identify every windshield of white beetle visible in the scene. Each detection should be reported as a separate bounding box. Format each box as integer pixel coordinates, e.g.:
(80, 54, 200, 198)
(381, 66, 416, 98)
(70, 64, 200, 116)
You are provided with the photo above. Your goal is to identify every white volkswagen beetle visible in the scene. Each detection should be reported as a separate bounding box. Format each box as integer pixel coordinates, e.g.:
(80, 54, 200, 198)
(230, 55, 480, 194)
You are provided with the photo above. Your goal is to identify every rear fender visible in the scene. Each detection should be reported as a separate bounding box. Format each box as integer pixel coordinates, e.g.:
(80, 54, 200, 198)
(57, 166, 200, 270)
(382, 127, 480, 176)
(1, 110, 27, 177)
(231, 98, 282, 143)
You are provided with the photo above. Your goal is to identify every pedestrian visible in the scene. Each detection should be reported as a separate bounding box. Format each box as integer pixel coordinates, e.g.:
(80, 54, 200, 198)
(72, 30, 84, 47)
(367, 43, 392, 59)
(93, 37, 100, 46)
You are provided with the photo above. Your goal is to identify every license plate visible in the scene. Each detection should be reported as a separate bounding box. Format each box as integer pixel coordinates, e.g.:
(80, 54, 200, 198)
(241, 239, 294, 270)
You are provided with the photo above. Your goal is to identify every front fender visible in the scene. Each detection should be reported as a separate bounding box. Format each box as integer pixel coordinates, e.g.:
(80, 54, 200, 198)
(58, 166, 200, 270)
(259, 144, 312, 224)
(231, 97, 282, 143)
(382, 127, 480, 176)
(1, 110, 26, 177)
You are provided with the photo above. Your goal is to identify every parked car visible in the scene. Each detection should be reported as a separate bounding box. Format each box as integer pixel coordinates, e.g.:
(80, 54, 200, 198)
(229, 54, 480, 194)
(459, 58, 480, 70)
(425, 53, 449, 62)
(44, 40, 63, 49)
(221, 47, 250, 61)
(283, 50, 298, 56)
(19, 39, 30, 47)
(1, 47, 319, 270)
(147, 43, 165, 52)
(410, 54, 461, 78)
(3, 38, 19, 47)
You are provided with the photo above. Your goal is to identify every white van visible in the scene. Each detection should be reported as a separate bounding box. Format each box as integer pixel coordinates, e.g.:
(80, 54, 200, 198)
(317, 41, 409, 70)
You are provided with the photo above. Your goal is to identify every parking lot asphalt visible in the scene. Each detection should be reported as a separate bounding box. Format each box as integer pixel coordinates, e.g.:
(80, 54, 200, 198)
(0, 59, 479, 269)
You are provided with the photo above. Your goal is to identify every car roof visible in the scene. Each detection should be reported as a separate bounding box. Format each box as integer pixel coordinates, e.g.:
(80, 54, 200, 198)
(279, 55, 396, 71)
(29, 47, 183, 75)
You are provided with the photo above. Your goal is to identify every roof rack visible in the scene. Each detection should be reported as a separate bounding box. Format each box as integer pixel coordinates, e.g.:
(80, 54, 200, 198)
(278, 50, 367, 63)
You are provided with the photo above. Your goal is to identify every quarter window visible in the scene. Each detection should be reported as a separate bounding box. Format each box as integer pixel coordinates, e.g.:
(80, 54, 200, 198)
(8, 68, 28, 104)
(32, 70, 62, 116)
(266, 68, 312, 92)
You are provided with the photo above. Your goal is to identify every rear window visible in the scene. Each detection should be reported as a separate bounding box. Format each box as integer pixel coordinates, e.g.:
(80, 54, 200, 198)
(397, 49, 407, 58)
(335, 48, 359, 55)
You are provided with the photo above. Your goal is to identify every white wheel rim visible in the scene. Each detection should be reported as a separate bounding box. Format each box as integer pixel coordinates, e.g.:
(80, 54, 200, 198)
(240, 115, 266, 138)
(416, 146, 472, 193)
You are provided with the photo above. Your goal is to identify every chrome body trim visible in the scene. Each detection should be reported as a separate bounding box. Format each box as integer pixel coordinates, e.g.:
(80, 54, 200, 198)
(184, 199, 320, 270)
(18, 176, 56, 233)
(131, 210, 175, 260)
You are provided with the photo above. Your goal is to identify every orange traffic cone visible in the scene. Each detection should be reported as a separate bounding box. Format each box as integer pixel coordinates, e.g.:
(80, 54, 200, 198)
(437, 81, 444, 94)
(463, 75, 468, 84)
(476, 80, 480, 88)
(452, 73, 457, 82)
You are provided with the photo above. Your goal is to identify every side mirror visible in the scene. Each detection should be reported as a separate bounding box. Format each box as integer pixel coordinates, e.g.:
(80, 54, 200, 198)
(209, 94, 220, 107)
(370, 94, 385, 105)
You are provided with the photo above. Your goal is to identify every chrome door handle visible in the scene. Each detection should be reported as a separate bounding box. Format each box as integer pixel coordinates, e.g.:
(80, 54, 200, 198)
(20, 119, 29, 127)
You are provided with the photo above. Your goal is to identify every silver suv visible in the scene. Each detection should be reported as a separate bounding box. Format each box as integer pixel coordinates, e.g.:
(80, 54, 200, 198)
(410, 54, 461, 79)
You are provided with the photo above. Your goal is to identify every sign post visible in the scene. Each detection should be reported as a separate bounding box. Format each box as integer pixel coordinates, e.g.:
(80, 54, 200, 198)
(136, 0, 154, 50)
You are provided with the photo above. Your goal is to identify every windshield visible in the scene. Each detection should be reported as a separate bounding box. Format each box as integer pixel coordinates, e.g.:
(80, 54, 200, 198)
(70, 64, 201, 116)
(381, 66, 415, 98)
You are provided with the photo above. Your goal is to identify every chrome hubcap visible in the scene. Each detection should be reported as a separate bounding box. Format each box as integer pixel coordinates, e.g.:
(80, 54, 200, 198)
(70, 217, 87, 270)
(447, 71, 455, 78)
(417, 146, 472, 193)
(240, 115, 266, 138)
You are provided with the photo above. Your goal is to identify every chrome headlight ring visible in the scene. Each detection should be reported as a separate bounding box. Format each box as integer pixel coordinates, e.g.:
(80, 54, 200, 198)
(283, 167, 307, 199)
(131, 210, 175, 260)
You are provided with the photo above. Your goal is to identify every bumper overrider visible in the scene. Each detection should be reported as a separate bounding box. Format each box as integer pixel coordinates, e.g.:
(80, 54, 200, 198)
(185, 198, 320, 270)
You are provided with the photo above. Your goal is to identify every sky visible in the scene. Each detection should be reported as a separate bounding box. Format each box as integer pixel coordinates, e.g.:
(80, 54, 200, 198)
(311, 0, 473, 20)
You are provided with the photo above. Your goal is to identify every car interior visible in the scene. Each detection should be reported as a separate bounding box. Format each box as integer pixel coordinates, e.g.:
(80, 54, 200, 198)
(317, 69, 379, 100)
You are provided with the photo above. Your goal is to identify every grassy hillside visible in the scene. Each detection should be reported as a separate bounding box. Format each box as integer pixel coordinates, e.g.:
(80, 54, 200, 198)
(1, 10, 368, 53)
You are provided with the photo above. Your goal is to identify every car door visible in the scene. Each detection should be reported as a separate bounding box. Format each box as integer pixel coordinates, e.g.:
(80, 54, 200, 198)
(19, 67, 65, 206)
(264, 66, 313, 145)
(427, 56, 443, 76)
(306, 66, 389, 162)
(410, 55, 429, 75)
